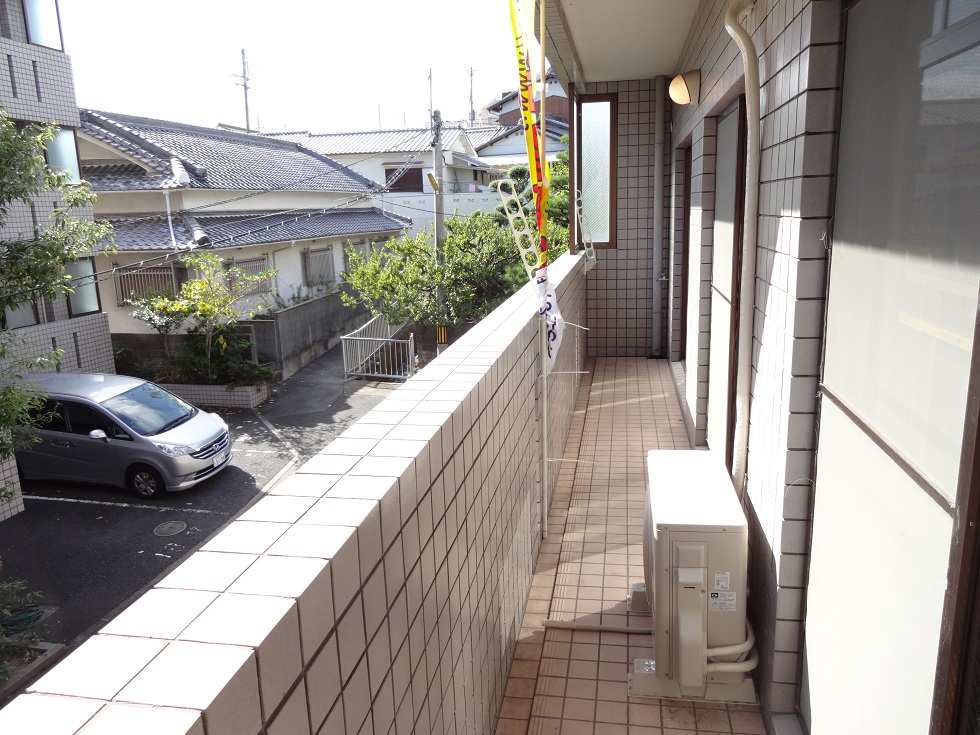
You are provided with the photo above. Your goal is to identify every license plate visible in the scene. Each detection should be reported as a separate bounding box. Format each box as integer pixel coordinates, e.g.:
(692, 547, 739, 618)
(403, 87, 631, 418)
(213, 451, 227, 468)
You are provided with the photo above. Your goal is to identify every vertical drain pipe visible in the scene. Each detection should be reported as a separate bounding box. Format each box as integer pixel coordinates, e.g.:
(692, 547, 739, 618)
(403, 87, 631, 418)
(652, 75, 666, 357)
(726, 0, 761, 498)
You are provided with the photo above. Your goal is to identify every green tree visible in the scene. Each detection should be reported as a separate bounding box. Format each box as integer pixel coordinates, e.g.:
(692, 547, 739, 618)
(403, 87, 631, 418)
(130, 251, 276, 385)
(0, 113, 112, 500)
(342, 211, 568, 329)
(489, 135, 570, 230)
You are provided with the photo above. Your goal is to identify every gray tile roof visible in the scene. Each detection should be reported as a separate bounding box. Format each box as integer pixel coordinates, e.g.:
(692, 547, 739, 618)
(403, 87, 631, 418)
(272, 127, 465, 156)
(476, 115, 569, 152)
(451, 152, 490, 170)
(81, 110, 379, 194)
(464, 126, 508, 149)
(107, 208, 410, 252)
(108, 215, 197, 250)
(82, 163, 175, 191)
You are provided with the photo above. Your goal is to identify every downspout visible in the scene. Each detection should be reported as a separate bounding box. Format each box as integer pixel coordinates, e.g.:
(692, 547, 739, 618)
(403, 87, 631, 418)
(726, 0, 761, 498)
(163, 190, 177, 250)
(652, 75, 666, 357)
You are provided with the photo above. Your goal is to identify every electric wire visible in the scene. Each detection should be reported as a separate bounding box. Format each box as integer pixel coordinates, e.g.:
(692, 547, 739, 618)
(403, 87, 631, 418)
(1, 121, 450, 305)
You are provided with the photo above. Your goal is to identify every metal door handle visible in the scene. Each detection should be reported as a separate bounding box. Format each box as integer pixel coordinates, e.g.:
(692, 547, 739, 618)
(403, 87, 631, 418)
(51, 440, 75, 448)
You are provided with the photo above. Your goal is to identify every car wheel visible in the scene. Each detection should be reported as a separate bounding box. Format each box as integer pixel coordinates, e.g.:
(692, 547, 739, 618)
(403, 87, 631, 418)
(127, 465, 166, 499)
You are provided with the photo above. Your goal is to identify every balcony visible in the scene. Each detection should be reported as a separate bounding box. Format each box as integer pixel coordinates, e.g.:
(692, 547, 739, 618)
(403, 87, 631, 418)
(494, 356, 767, 735)
(0, 251, 766, 734)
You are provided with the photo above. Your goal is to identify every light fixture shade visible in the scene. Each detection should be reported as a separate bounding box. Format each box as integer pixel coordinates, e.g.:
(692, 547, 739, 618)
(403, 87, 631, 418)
(669, 70, 701, 105)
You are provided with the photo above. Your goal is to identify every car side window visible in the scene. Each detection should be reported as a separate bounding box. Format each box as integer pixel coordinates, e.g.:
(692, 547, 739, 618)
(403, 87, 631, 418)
(64, 402, 124, 438)
(31, 399, 67, 432)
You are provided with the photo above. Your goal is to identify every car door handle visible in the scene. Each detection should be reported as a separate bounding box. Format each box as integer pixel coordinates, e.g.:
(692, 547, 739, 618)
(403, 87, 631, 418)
(51, 440, 75, 448)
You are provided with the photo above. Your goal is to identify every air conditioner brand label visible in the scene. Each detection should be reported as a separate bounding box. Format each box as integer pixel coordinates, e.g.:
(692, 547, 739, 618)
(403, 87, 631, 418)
(709, 591, 737, 612)
(714, 571, 731, 591)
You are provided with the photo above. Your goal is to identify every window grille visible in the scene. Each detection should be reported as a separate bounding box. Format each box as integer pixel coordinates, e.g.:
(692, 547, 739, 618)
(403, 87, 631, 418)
(302, 246, 336, 287)
(228, 256, 271, 296)
(113, 263, 186, 305)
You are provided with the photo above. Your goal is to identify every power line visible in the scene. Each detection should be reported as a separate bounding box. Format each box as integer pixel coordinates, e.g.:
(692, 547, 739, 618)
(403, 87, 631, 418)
(0, 133, 442, 306)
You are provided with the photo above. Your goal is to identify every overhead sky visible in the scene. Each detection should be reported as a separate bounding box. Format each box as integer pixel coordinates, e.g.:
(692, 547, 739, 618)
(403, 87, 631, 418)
(59, 0, 522, 134)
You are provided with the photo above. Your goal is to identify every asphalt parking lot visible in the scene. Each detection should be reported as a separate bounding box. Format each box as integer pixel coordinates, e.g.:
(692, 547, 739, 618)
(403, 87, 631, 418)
(0, 344, 396, 655)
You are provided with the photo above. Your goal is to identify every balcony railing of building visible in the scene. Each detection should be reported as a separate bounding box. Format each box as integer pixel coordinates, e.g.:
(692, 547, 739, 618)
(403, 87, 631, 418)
(0, 251, 589, 735)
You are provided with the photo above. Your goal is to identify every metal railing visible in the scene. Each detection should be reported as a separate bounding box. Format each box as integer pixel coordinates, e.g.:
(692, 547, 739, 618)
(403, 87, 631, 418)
(113, 264, 185, 305)
(341, 315, 416, 381)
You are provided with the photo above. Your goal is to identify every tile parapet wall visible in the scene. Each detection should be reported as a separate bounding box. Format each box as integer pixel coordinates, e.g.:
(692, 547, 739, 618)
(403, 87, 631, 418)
(0, 253, 589, 735)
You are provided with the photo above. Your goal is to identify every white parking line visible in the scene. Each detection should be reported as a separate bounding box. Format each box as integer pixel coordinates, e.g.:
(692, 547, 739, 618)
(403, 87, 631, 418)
(22, 495, 227, 515)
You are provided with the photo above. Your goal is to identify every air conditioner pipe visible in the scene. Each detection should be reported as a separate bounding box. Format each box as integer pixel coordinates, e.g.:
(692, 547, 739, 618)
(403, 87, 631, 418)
(706, 647, 759, 673)
(725, 0, 761, 498)
(707, 618, 755, 659)
(542, 620, 652, 635)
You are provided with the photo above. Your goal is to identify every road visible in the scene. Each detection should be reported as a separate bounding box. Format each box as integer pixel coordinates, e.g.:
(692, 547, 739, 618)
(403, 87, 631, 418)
(0, 345, 397, 653)
(0, 408, 291, 647)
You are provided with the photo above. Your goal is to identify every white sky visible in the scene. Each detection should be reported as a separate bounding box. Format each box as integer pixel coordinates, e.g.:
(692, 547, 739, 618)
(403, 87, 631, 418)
(59, 0, 522, 133)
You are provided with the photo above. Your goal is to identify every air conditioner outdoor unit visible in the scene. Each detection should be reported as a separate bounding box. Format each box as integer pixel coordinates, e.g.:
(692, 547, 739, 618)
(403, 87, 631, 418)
(629, 450, 757, 702)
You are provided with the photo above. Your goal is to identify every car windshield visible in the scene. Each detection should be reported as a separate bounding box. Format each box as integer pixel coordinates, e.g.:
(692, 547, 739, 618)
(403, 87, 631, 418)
(100, 383, 196, 436)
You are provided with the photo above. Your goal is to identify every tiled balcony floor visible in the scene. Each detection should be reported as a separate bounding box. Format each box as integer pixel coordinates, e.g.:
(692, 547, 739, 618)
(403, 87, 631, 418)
(494, 357, 766, 735)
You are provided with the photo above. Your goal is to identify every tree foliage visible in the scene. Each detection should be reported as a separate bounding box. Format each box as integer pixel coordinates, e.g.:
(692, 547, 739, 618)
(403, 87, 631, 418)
(489, 134, 570, 229)
(0, 112, 113, 500)
(0, 119, 112, 313)
(342, 211, 568, 329)
(129, 251, 276, 385)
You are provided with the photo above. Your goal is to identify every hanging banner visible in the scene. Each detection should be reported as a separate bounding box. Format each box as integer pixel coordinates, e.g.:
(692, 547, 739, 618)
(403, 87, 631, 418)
(509, 0, 564, 374)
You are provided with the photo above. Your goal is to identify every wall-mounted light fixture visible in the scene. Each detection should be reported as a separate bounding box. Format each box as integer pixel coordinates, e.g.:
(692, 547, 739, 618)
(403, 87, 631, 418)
(669, 70, 701, 105)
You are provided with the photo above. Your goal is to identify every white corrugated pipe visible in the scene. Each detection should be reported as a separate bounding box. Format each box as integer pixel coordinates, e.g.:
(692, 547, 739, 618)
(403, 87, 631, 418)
(726, 0, 761, 498)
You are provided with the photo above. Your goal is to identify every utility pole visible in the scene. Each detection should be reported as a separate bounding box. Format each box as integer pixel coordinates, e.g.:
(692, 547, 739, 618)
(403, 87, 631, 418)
(469, 68, 476, 126)
(428, 69, 433, 124)
(234, 49, 251, 133)
(432, 110, 447, 354)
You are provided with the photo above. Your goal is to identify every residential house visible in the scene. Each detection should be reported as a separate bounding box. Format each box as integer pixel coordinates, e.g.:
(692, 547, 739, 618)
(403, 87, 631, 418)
(0, 1, 115, 523)
(478, 68, 570, 125)
(473, 114, 569, 172)
(77, 110, 410, 371)
(7, 2, 980, 735)
(269, 126, 495, 236)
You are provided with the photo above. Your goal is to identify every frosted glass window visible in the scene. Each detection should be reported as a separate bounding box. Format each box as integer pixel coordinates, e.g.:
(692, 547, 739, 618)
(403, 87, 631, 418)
(4, 302, 37, 329)
(66, 258, 100, 317)
(23, 0, 62, 50)
(824, 0, 980, 497)
(580, 98, 613, 244)
(47, 129, 79, 184)
(949, 0, 980, 25)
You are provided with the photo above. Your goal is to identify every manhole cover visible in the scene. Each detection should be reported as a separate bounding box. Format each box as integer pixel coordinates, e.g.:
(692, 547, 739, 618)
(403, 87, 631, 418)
(153, 521, 187, 537)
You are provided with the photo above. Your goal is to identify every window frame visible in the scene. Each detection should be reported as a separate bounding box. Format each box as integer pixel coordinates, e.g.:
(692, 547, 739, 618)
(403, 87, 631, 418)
(575, 91, 618, 249)
(3, 299, 39, 329)
(384, 166, 424, 193)
(112, 261, 187, 306)
(65, 256, 101, 318)
(21, 0, 63, 50)
(225, 255, 271, 296)
(302, 245, 337, 289)
(46, 128, 80, 184)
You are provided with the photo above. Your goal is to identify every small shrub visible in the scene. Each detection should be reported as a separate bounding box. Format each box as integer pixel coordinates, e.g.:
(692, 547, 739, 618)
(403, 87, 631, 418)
(0, 580, 41, 683)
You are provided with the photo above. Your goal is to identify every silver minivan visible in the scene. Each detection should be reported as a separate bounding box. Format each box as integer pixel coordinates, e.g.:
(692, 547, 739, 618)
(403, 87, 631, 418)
(16, 373, 232, 499)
